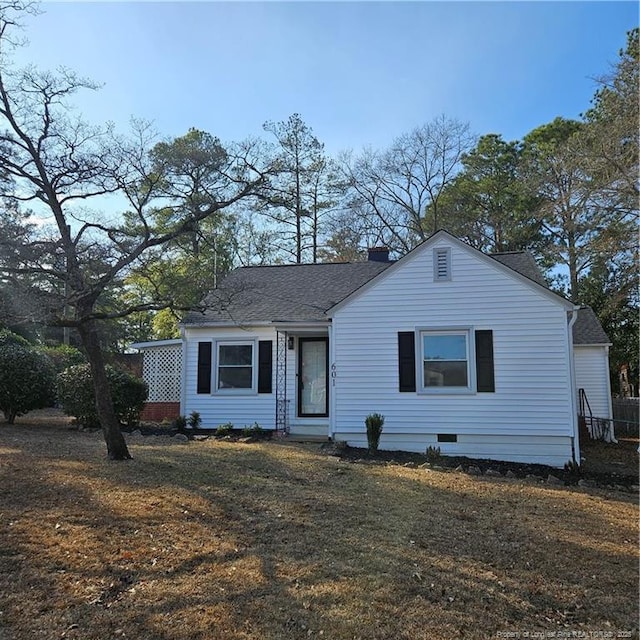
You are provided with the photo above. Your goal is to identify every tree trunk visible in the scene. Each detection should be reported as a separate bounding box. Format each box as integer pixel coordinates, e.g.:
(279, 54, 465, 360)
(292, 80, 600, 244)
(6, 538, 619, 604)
(296, 174, 302, 264)
(567, 231, 579, 302)
(77, 319, 132, 460)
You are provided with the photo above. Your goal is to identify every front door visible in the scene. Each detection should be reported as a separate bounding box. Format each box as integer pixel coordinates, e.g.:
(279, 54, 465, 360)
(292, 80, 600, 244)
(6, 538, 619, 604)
(298, 337, 329, 417)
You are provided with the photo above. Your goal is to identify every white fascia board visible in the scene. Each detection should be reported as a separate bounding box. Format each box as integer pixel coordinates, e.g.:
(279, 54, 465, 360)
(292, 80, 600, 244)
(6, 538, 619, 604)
(327, 229, 575, 316)
(573, 343, 613, 348)
(130, 338, 183, 350)
(180, 320, 274, 330)
(271, 321, 330, 331)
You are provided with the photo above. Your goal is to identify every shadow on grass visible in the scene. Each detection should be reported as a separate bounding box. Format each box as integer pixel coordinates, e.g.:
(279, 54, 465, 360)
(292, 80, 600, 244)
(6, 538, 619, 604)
(0, 423, 638, 639)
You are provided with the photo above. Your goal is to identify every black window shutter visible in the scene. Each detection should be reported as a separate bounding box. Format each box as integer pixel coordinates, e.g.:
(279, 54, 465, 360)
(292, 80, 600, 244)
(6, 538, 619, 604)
(258, 340, 273, 394)
(398, 332, 416, 392)
(475, 330, 495, 392)
(197, 342, 212, 394)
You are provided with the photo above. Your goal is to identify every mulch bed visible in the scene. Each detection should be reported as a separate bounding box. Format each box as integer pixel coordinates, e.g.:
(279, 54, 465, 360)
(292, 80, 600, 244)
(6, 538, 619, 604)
(105, 417, 640, 490)
(328, 439, 639, 491)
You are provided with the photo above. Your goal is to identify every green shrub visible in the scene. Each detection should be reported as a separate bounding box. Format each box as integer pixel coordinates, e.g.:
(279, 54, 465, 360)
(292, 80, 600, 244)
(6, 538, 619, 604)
(174, 415, 187, 432)
(365, 413, 384, 454)
(215, 422, 233, 436)
(564, 459, 581, 475)
(57, 364, 148, 428)
(38, 344, 85, 374)
(426, 445, 441, 462)
(0, 329, 30, 348)
(250, 422, 263, 437)
(0, 341, 56, 423)
(188, 411, 202, 430)
(242, 422, 263, 438)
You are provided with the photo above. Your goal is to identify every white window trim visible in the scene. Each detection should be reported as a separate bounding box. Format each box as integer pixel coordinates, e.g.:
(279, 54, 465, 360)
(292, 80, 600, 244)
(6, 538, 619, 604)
(214, 339, 257, 395)
(433, 247, 452, 282)
(416, 327, 476, 395)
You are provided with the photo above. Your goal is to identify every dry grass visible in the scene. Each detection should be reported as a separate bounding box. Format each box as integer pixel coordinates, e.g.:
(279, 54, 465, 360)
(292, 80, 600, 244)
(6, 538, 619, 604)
(0, 415, 638, 640)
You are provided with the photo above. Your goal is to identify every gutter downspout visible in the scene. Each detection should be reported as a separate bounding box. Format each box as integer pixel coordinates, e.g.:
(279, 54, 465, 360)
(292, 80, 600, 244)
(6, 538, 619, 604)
(604, 344, 617, 443)
(568, 308, 580, 465)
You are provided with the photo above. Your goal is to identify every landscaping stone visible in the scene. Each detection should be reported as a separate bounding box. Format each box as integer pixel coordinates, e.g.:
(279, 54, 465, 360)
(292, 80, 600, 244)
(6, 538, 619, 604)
(629, 485, 639, 493)
(525, 474, 543, 482)
(454, 465, 464, 472)
(173, 433, 189, 443)
(485, 469, 502, 477)
(466, 466, 482, 476)
(505, 470, 517, 478)
(130, 430, 142, 437)
(419, 462, 431, 469)
(403, 462, 417, 468)
(546, 474, 563, 485)
(193, 435, 209, 441)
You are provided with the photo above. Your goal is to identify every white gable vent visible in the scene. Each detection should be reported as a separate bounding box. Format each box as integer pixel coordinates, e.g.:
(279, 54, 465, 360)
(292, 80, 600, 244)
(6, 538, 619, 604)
(434, 247, 451, 281)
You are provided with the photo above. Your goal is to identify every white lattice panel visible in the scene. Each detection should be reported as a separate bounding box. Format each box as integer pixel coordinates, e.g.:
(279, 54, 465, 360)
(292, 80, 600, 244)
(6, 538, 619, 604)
(143, 345, 182, 402)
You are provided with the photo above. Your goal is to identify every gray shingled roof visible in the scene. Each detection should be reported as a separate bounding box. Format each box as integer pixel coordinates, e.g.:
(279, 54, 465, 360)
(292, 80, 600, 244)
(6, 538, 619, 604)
(573, 306, 611, 345)
(183, 249, 609, 346)
(490, 252, 548, 286)
(183, 261, 391, 325)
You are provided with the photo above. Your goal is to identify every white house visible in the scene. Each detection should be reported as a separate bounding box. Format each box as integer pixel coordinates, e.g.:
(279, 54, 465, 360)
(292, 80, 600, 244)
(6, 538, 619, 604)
(133, 231, 613, 467)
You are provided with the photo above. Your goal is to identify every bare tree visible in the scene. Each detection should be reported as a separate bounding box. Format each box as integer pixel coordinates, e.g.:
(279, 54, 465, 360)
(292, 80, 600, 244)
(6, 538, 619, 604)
(0, 3, 270, 458)
(342, 115, 475, 254)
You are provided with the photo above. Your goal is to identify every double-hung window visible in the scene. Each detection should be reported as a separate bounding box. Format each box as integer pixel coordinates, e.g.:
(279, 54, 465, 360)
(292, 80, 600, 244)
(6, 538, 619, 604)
(421, 330, 470, 390)
(217, 342, 254, 391)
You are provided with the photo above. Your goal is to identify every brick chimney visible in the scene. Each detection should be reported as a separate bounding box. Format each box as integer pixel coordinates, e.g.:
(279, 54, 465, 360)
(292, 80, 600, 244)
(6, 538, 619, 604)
(367, 246, 390, 263)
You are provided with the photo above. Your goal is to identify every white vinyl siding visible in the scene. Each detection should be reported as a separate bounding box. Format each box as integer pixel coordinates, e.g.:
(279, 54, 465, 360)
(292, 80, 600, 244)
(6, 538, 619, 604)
(331, 238, 575, 467)
(574, 346, 613, 420)
(183, 326, 276, 430)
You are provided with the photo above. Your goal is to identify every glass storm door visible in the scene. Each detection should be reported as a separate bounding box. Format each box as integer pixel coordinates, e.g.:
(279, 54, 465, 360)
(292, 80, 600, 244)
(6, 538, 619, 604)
(298, 338, 328, 417)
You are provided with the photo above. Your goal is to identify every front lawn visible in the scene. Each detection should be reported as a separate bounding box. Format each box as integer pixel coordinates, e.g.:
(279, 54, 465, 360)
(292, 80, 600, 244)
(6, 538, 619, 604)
(0, 418, 638, 639)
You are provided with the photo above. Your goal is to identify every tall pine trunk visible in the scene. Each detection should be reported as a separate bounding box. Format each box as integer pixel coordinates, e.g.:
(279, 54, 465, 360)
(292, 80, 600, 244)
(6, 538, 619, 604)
(77, 319, 132, 460)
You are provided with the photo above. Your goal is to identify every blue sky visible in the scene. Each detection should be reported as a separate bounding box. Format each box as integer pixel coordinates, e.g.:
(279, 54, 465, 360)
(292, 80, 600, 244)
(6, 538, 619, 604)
(10, 1, 639, 155)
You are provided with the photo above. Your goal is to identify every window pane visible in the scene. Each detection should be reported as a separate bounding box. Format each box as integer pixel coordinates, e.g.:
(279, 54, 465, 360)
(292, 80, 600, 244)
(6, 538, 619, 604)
(218, 366, 252, 389)
(423, 334, 466, 360)
(424, 361, 468, 387)
(219, 344, 252, 366)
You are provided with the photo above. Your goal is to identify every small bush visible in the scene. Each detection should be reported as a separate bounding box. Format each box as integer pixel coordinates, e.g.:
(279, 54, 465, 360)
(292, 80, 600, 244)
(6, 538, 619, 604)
(0, 339, 57, 423)
(174, 415, 187, 432)
(242, 422, 264, 438)
(426, 445, 441, 462)
(250, 422, 264, 437)
(365, 413, 384, 454)
(564, 459, 581, 475)
(57, 364, 148, 428)
(188, 411, 202, 430)
(215, 422, 233, 436)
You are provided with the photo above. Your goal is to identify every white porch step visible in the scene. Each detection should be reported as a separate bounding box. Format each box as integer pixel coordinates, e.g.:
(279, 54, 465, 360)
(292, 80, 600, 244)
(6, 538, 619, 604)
(289, 423, 328, 438)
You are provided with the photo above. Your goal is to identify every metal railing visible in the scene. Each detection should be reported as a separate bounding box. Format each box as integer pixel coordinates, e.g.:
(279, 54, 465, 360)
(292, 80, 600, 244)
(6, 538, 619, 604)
(578, 388, 617, 442)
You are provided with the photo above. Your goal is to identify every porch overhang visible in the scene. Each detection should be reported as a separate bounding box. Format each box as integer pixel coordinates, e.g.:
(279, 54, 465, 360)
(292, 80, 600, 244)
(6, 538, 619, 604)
(271, 320, 330, 333)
